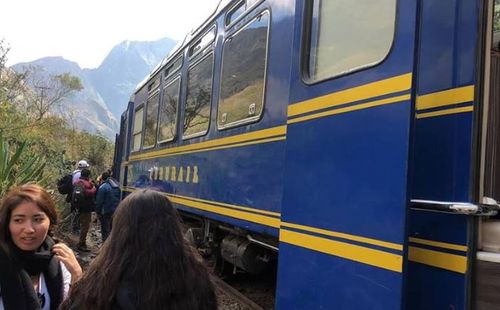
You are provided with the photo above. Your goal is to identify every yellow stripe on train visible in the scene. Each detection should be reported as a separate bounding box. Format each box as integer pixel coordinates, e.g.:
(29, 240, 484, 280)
(288, 73, 413, 118)
(408, 246, 467, 274)
(129, 125, 287, 161)
(280, 229, 403, 273)
(416, 85, 474, 111)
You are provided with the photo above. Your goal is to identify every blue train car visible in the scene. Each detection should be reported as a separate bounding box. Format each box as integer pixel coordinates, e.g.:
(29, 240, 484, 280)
(113, 0, 500, 308)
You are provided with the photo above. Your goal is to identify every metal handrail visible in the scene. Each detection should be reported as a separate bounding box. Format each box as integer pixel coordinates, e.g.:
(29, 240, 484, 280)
(410, 199, 499, 216)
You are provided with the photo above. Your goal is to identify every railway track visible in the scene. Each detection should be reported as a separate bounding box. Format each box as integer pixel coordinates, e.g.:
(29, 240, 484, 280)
(212, 275, 265, 310)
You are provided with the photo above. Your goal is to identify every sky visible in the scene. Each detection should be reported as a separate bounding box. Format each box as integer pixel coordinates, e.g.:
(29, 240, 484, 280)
(0, 0, 221, 69)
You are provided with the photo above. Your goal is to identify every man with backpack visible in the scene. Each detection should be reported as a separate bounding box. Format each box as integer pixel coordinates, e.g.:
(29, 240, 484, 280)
(57, 160, 87, 234)
(73, 160, 89, 184)
(72, 168, 96, 252)
(95, 170, 121, 242)
(71, 159, 91, 234)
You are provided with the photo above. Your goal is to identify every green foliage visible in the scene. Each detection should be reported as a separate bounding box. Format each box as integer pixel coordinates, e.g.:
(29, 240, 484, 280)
(0, 39, 114, 197)
(0, 135, 47, 197)
(56, 73, 83, 91)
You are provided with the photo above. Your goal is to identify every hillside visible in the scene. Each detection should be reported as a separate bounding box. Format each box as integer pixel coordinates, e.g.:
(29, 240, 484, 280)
(11, 38, 176, 139)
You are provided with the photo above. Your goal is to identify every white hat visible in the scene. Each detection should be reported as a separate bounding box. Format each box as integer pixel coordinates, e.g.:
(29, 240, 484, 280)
(78, 160, 90, 168)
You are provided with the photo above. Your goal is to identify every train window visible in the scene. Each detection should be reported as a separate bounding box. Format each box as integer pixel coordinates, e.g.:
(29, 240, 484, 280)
(189, 26, 216, 58)
(183, 53, 214, 138)
(158, 77, 181, 142)
(143, 90, 160, 148)
(131, 107, 144, 152)
(225, 0, 263, 27)
(225, 1, 245, 26)
(218, 11, 269, 129)
(305, 0, 396, 82)
(164, 56, 183, 78)
(148, 78, 159, 92)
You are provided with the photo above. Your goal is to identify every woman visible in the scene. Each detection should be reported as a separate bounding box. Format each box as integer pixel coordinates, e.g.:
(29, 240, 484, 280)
(61, 189, 217, 309)
(0, 184, 82, 310)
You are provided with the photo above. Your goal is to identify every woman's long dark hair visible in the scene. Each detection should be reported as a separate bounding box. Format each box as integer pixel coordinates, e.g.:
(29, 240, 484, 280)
(61, 189, 217, 309)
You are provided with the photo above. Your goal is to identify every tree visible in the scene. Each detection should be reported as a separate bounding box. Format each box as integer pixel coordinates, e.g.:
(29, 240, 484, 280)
(0, 39, 26, 104)
(23, 66, 83, 120)
(0, 40, 114, 200)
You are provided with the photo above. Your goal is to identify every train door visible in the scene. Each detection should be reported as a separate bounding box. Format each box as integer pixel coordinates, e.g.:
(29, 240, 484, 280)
(277, 0, 417, 309)
(119, 100, 135, 192)
(406, 0, 494, 309)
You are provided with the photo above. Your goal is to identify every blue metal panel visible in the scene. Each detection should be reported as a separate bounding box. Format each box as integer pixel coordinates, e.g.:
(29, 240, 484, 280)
(127, 139, 286, 236)
(277, 0, 418, 308)
(407, 262, 467, 310)
(417, 0, 478, 93)
(276, 243, 402, 310)
(409, 210, 468, 245)
(406, 0, 479, 309)
(412, 113, 473, 201)
(282, 102, 411, 242)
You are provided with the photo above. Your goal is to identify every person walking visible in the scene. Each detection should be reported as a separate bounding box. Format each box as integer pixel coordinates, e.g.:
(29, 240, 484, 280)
(72, 169, 96, 252)
(0, 184, 82, 310)
(71, 160, 89, 185)
(60, 189, 217, 310)
(69, 160, 90, 234)
(95, 171, 120, 243)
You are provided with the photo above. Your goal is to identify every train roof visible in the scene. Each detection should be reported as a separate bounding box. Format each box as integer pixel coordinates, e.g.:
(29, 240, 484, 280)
(134, 0, 233, 94)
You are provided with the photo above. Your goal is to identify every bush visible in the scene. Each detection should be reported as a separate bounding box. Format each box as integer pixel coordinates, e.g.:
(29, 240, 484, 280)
(0, 134, 47, 197)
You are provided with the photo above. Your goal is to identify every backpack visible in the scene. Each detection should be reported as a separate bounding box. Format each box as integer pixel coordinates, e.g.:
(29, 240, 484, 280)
(57, 174, 73, 195)
(72, 182, 86, 204)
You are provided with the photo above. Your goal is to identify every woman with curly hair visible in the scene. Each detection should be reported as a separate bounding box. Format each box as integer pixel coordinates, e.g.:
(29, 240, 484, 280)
(61, 189, 217, 309)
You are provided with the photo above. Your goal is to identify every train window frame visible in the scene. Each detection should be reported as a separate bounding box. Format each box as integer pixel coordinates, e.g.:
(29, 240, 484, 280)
(131, 105, 144, 152)
(188, 25, 216, 59)
(164, 56, 183, 79)
(225, 1, 245, 26)
(121, 114, 128, 160)
(157, 75, 182, 144)
(225, 0, 265, 28)
(182, 51, 215, 139)
(217, 10, 270, 130)
(302, 0, 397, 84)
(142, 87, 160, 150)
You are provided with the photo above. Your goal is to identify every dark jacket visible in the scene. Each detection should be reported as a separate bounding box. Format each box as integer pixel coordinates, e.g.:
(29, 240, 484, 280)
(95, 178, 121, 215)
(74, 178, 96, 213)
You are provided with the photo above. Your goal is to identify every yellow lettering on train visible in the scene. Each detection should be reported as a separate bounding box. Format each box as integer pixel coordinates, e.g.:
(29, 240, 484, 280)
(193, 166, 199, 184)
(170, 166, 177, 181)
(186, 166, 191, 183)
(159, 166, 164, 180)
(165, 166, 170, 180)
(177, 167, 184, 182)
(143, 165, 199, 184)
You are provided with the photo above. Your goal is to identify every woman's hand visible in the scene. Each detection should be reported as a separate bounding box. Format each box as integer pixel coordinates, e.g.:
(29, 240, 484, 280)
(52, 243, 83, 283)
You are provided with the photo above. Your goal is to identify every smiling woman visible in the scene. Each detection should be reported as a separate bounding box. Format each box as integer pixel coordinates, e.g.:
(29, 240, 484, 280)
(0, 184, 82, 310)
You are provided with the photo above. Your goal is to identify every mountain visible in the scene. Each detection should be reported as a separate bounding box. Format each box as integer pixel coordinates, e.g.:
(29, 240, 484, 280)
(88, 38, 177, 119)
(11, 38, 177, 139)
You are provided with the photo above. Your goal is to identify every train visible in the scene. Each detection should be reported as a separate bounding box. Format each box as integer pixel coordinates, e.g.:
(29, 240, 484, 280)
(112, 0, 500, 309)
